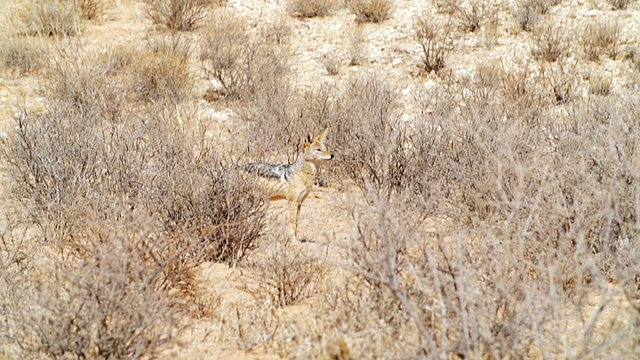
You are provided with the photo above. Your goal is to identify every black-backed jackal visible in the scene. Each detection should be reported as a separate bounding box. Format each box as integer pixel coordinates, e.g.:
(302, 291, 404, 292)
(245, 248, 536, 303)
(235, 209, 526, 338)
(243, 129, 334, 240)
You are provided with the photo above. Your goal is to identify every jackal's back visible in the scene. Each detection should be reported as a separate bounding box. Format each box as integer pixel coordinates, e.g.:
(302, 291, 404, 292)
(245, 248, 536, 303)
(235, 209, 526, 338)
(243, 162, 295, 181)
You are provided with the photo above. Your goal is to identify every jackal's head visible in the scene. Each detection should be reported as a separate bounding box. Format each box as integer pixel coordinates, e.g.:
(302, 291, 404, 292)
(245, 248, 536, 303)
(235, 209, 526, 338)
(303, 128, 334, 164)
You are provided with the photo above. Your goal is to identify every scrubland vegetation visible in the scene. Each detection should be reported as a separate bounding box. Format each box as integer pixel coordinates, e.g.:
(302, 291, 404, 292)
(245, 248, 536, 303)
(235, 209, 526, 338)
(1, 0, 640, 358)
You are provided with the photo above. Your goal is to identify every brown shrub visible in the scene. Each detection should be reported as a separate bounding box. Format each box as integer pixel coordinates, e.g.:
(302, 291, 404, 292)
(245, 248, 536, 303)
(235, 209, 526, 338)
(131, 36, 193, 102)
(4, 208, 182, 359)
(0, 36, 43, 75)
(512, 0, 547, 32)
(328, 76, 407, 198)
(76, 0, 103, 20)
(346, 0, 393, 23)
(589, 71, 612, 96)
(45, 39, 192, 116)
(18, 0, 81, 36)
(542, 60, 579, 104)
(199, 14, 249, 100)
(582, 19, 621, 61)
(608, 0, 634, 10)
(348, 25, 366, 66)
(315, 85, 640, 357)
(3, 101, 266, 265)
(248, 236, 329, 307)
(414, 14, 450, 73)
(145, 0, 212, 32)
(532, 19, 570, 62)
(199, 15, 290, 104)
(453, 0, 496, 33)
(3, 36, 266, 274)
(288, 0, 339, 18)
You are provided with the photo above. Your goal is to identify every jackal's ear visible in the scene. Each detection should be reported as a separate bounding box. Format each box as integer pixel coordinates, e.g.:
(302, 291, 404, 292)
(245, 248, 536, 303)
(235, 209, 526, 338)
(315, 128, 329, 143)
(303, 133, 313, 150)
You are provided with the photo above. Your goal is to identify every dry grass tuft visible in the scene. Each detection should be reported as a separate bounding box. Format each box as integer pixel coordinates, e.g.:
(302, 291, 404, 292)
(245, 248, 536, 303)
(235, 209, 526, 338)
(414, 14, 450, 73)
(453, 0, 496, 33)
(0, 36, 43, 75)
(346, 0, 393, 23)
(3, 210, 182, 359)
(76, 0, 103, 20)
(288, 0, 339, 18)
(249, 237, 329, 307)
(589, 71, 612, 96)
(348, 25, 366, 66)
(199, 14, 290, 104)
(44, 38, 193, 114)
(145, 0, 212, 32)
(607, 0, 634, 10)
(512, 0, 549, 32)
(18, 0, 82, 36)
(322, 54, 341, 75)
(132, 36, 193, 102)
(542, 61, 579, 104)
(582, 19, 621, 61)
(532, 19, 570, 62)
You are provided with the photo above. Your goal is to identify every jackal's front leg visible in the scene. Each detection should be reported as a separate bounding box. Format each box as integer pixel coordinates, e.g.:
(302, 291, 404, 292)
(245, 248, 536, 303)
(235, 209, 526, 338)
(288, 201, 302, 240)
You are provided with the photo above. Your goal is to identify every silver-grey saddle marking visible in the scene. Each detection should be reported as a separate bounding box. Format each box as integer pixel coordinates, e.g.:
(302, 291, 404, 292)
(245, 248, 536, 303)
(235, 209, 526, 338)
(243, 162, 296, 181)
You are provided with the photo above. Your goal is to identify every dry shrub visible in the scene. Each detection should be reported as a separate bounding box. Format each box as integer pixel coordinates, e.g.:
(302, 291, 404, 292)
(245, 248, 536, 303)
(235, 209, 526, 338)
(582, 19, 621, 61)
(328, 76, 409, 198)
(630, 47, 640, 72)
(532, 19, 570, 62)
(608, 0, 634, 10)
(331, 189, 640, 357)
(200, 15, 290, 104)
(18, 0, 82, 36)
(512, 0, 547, 32)
(348, 25, 366, 66)
(346, 0, 393, 23)
(199, 14, 249, 100)
(589, 71, 612, 96)
(322, 54, 341, 75)
(435, 0, 459, 14)
(453, 0, 495, 33)
(0, 36, 43, 75)
(161, 163, 268, 266)
(0, 89, 267, 357)
(145, 0, 212, 31)
(2, 36, 266, 270)
(4, 207, 182, 359)
(288, 0, 339, 18)
(76, 0, 103, 20)
(45, 39, 192, 116)
(542, 60, 579, 104)
(410, 75, 640, 286)
(131, 36, 193, 102)
(312, 83, 640, 357)
(498, 60, 549, 122)
(414, 14, 450, 73)
(249, 236, 329, 307)
(3, 102, 266, 264)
